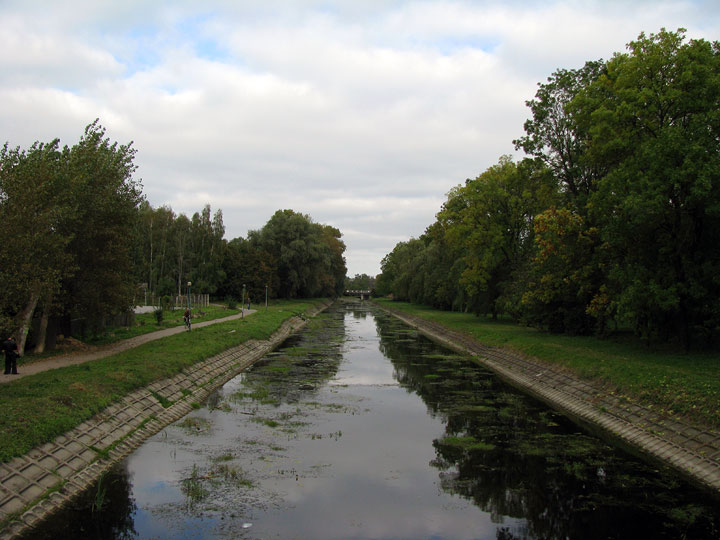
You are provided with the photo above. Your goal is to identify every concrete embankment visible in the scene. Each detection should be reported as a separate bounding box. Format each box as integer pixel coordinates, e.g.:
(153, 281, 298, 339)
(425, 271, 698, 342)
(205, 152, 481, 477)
(377, 303, 720, 496)
(0, 302, 330, 540)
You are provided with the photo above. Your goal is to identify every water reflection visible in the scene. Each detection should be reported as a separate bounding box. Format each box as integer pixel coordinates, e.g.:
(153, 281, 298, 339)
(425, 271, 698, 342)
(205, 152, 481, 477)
(20, 464, 137, 540)
(375, 311, 720, 539)
(19, 301, 720, 539)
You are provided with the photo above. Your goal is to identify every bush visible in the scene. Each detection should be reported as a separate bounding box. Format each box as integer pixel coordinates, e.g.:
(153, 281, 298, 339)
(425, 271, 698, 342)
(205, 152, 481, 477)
(154, 308, 164, 324)
(226, 296, 238, 310)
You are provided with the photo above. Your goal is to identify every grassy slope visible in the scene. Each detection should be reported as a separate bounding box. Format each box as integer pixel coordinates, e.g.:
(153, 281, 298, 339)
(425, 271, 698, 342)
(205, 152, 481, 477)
(375, 299, 720, 430)
(0, 299, 325, 463)
(85, 304, 239, 344)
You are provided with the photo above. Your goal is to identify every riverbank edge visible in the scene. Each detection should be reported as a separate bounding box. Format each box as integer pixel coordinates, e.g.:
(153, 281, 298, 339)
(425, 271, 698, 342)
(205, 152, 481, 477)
(375, 301, 720, 497)
(0, 301, 332, 540)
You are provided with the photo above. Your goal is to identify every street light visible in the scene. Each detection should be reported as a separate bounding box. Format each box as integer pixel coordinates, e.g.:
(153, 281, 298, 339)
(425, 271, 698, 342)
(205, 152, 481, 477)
(241, 284, 246, 319)
(265, 284, 268, 311)
(187, 281, 192, 310)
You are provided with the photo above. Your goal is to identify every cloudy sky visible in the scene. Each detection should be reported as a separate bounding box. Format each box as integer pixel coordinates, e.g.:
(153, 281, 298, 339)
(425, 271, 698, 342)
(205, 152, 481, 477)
(1, 1, 718, 276)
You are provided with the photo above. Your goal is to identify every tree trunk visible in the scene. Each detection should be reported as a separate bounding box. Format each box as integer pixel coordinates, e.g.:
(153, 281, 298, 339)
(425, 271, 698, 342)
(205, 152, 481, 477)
(33, 291, 53, 354)
(16, 286, 40, 355)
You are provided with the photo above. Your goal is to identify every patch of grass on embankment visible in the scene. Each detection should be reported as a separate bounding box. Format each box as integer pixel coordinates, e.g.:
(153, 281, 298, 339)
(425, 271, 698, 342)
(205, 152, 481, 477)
(374, 299, 720, 430)
(0, 299, 326, 463)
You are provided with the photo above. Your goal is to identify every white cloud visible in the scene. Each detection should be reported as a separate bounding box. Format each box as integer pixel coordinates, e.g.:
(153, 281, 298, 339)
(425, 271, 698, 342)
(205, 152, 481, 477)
(1, 0, 718, 275)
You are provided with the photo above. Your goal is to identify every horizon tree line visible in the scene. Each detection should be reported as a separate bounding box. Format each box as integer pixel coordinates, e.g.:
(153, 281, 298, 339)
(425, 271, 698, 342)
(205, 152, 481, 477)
(1, 124, 347, 353)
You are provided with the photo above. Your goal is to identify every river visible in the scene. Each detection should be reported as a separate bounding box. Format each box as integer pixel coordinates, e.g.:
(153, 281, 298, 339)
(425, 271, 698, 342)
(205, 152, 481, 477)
(21, 300, 720, 539)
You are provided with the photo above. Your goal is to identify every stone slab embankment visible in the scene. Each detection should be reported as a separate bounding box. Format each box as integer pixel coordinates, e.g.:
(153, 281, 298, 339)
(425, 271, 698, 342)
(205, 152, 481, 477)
(0, 302, 329, 540)
(378, 303, 720, 496)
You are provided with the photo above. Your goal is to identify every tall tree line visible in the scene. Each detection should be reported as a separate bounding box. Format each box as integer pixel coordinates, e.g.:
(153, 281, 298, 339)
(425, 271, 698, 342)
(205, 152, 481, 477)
(133, 207, 348, 304)
(2, 125, 347, 352)
(377, 29, 720, 348)
(125, 202, 350, 306)
(132, 202, 226, 298)
(0, 121, 143, 352)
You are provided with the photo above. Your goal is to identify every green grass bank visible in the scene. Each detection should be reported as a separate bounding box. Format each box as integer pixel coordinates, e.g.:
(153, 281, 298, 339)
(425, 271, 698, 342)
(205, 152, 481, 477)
(86, 304, 241, 345)
(374, 299, 720, 430)
(0, 299, 326, 463)
(24, 304, 245, 364)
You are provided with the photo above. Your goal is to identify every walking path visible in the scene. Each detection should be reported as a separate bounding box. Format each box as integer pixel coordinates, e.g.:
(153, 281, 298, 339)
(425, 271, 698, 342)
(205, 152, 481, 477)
(0, 309, 256, 384)
(378, 303, 720, 495)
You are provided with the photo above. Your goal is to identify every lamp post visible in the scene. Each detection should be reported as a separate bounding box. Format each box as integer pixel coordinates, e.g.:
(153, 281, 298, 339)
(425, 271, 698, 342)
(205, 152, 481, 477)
(241, 284, 246, 319)
(187, 281, 192, 310)
(265, 284, 268, 311)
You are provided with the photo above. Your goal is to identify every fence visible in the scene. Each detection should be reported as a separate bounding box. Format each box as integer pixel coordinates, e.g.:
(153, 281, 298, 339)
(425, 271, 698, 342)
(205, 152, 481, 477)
(147, 293, 210, 310)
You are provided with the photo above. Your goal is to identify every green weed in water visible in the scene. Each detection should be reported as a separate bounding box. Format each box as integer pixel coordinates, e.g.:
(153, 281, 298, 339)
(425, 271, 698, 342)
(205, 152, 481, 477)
(177, 417, 211, 433)
(92, 472, 108, 513)
(181, 464, 209, 504)
(437, 435, 495, 452)
(251, 417, 280, 428)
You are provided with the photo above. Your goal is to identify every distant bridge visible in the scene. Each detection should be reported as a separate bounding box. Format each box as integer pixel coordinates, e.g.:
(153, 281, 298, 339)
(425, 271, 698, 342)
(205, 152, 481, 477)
(344, 289, 372, 300)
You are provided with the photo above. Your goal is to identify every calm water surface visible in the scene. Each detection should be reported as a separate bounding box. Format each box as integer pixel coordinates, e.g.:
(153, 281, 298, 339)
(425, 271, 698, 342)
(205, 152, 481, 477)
(22, 301, 720, 539)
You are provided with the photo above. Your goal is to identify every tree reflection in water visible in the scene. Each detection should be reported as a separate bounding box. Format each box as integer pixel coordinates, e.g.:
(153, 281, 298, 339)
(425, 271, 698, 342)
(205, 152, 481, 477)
(375, 310, 720, 540)
(18, 463, 137, 540)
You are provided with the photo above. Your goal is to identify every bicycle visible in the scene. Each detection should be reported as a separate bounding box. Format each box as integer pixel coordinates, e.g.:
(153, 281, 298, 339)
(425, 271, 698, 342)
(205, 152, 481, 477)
(184, 315, 191, 331)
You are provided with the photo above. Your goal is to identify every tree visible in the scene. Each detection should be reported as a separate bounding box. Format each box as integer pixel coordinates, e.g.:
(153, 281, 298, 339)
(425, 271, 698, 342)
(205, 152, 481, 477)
(579, 29, 720, 346)
(520, 207, 606, 333)
(0, 140, 74, 352)
(438, 157, 556, 318)
(345, 274, 377, 291)
(375, 239, 425, 301)
(218, 237, 278, 303)
(60, 121, 143, 332)
(318, 224, 348, 297)
(248, 210, 346, 298)
(514, 59, 607, 212)
(1, 121, 143, 350)
(188, 205, 226, 294)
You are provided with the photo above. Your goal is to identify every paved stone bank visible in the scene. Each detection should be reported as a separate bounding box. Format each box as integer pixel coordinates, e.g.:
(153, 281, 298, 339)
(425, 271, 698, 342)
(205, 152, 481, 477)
(0, 304, 329, 540)
(379, 304, 720, 496)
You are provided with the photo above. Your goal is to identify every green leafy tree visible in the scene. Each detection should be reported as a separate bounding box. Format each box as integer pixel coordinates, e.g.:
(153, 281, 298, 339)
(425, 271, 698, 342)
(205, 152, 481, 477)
(345, 273, 377, 291)
(188, 205, 226, 294)
(248, 210, 346, 298)
(521, 207, 606, 333)
(438, 157, 556, 318)
(1, 121, 143, 349)
(0, 140, 74, 351)
(219, 237, 278, 303)
(514, 59, 606, 212)
(512, 58, 610, 333)
(578, 29, 720, 346)
(375, 238, 425, 300)
(60, 121, 143, 333)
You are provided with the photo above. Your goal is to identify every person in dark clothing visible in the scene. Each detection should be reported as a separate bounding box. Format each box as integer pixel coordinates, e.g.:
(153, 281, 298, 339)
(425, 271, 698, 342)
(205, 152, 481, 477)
(2, 336, 19, 375)
(183, 308, 191, 331)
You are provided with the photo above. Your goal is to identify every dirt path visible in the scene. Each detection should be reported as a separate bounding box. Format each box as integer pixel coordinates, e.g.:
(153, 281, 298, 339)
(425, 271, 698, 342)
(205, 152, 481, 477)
(0, 309, 257, 384)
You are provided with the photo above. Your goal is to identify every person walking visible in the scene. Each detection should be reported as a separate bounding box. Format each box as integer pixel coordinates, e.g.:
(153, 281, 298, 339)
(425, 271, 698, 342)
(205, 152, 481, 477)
(2, 336, 19, 375)
(183, 308, 192, 331)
